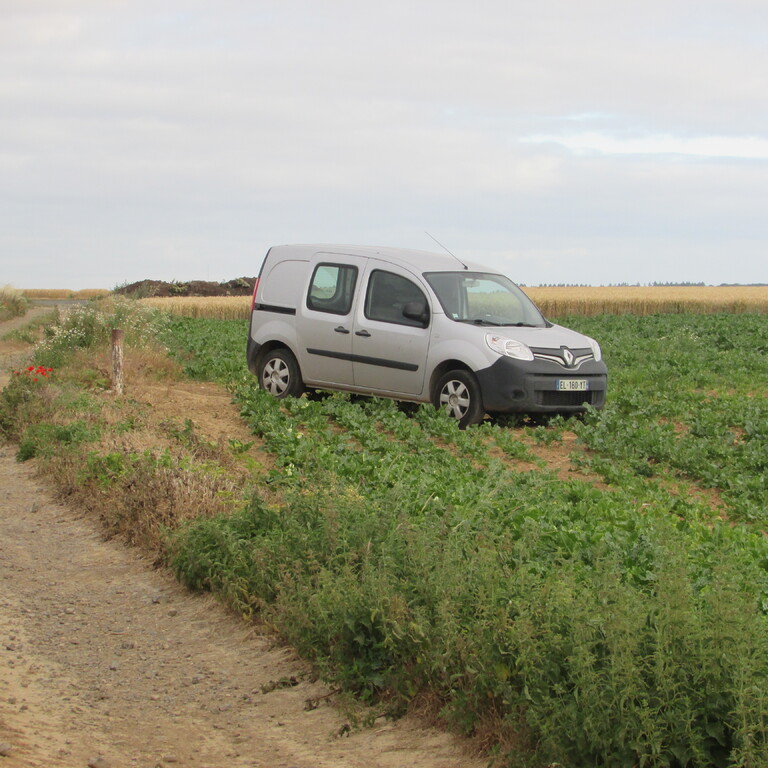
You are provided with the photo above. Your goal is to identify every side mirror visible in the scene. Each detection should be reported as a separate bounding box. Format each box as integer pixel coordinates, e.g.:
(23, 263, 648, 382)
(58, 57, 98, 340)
(402, 301, 429, 327)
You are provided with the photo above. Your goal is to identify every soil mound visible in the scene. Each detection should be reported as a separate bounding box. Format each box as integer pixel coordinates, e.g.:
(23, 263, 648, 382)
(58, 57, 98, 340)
(115, 277, 257, 298)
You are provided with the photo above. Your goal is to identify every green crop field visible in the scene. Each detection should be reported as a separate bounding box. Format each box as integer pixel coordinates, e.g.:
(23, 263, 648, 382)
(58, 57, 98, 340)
(161, 312, 768, 768)
(4, 301, 767, 768)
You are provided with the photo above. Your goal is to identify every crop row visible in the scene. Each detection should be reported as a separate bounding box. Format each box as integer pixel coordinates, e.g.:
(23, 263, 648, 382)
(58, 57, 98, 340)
(163, 312, 768, 767)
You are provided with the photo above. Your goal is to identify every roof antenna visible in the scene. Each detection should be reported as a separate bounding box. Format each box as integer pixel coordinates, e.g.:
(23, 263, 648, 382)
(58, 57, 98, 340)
(425, 231, 468, 270)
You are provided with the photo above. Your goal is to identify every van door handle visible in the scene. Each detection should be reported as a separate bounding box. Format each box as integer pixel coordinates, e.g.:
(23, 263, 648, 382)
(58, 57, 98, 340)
(334, 326, 350, 334)
(355, 330, 371, 337)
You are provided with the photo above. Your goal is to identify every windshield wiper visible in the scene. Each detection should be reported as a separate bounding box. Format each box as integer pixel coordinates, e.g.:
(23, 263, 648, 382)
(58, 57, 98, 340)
(455, 319, 542, 328)
(454, 318, 498, 326)
(500, 322, 540, 327)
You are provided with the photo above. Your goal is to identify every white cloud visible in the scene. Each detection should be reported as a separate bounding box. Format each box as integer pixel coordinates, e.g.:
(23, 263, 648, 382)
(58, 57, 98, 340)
(1, 0, 768, 287)
(522, 132, 768, 160)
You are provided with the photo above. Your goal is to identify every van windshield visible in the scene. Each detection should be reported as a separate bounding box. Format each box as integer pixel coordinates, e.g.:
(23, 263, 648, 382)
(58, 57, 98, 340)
(424, 272, 547, 327)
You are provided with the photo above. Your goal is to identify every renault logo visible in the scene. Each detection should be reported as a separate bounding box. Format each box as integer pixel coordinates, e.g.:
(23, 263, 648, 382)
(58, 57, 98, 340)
(562, 347, 574, 367)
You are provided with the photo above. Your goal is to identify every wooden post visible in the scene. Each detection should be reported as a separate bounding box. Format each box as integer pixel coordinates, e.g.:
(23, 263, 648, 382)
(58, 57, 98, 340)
(112, 328, 124, 395)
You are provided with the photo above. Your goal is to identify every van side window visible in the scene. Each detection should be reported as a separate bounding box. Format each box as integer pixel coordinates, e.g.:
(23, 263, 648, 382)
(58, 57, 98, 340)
(364, 270, 429, 328)
(307, 264, 358, 314)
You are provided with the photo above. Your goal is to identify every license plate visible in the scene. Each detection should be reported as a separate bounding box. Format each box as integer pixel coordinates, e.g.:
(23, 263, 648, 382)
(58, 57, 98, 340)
(557, 379, 588, 391)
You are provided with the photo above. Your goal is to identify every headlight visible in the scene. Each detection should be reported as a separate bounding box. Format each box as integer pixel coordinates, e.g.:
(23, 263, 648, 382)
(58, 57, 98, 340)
(589, 339, 602, 362)
(485, 333, 534, 361)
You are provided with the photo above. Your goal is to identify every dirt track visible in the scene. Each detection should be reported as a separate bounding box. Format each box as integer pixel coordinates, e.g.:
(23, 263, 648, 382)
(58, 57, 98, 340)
(0, 311, 482, 768)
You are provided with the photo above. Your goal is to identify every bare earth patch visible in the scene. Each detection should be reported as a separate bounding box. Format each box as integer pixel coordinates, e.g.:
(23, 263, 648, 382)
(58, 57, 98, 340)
(488, 430, 610, 489)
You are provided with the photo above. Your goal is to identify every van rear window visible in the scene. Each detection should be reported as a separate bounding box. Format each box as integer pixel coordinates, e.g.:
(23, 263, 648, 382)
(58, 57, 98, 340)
(307, 263, 358, 315)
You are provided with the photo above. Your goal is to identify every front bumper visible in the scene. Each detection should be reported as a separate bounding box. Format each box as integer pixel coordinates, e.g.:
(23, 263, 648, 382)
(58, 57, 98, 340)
(475, 356, 608, 414)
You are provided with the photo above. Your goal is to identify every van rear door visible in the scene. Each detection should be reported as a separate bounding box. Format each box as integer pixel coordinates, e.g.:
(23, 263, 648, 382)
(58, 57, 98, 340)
(296, 254, 367, 387)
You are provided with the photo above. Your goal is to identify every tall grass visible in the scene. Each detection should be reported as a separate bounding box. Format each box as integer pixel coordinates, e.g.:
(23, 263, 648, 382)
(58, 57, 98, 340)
(0, 284, 29, 319)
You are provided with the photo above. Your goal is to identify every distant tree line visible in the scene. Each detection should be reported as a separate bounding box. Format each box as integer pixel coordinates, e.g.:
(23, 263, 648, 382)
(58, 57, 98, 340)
(649, 281, 706, 287)
(530, 282, 767, 288)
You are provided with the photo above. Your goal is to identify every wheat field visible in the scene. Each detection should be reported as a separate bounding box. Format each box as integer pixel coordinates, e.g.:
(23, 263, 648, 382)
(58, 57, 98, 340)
(139, 296, 251, 318)
(22, 289, 111, 299)
(524, 286, 768, 316)
(138, 286, 768, 319)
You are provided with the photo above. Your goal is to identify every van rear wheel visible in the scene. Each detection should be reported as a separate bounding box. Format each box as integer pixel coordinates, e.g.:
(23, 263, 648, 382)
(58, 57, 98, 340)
(259, 349, 304, 399)
(434, 370, 484, 429)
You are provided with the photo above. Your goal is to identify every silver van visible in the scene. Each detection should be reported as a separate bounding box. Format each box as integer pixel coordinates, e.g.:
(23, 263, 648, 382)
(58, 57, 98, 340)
(247, 245, 607, 427)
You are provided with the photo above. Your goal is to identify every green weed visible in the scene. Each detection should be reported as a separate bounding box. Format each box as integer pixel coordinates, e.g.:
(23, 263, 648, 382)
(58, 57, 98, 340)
(16, 420, 100, 461)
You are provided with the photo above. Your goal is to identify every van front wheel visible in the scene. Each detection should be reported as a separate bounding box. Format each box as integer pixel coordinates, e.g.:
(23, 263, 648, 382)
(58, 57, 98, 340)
(434, 370, 484, 429)
(259, 349, 304, 399)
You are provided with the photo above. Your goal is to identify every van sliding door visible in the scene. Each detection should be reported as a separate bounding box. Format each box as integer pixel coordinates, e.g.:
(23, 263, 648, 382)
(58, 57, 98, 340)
(296, 255, 367, 387)
(352, 264, 431, 396)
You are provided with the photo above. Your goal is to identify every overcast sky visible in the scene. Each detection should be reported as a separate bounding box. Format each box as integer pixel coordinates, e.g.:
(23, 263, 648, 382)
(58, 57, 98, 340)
(2, 1, 767, 288)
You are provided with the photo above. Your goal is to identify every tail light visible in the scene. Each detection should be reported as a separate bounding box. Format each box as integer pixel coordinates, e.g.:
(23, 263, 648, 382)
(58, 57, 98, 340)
(250, 278, 260, 312)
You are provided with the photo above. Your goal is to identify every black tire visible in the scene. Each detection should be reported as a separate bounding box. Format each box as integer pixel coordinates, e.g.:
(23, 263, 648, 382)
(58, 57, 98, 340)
(397, 401, 420, 417)
(258, 349, 304, 399)
(305, 388, 330, 402)
(434, 370, 484, 429)
(489, 412, 525, 428)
